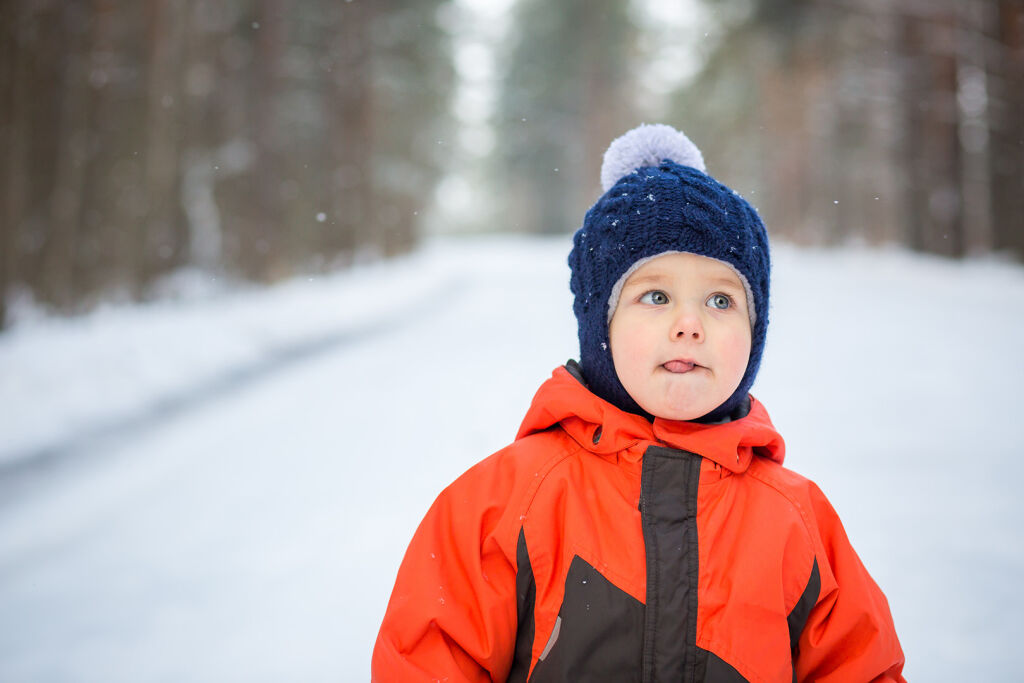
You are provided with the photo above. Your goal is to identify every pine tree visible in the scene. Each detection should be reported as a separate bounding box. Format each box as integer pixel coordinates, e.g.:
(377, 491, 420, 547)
(492, 0, 639, 234)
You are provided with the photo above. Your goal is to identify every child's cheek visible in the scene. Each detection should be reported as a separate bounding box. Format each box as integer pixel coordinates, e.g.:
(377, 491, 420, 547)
(720, 328, 753, 373)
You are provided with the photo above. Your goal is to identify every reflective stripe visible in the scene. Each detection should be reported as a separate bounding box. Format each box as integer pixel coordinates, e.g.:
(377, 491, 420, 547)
(539, 617, 561, 661)
(529, 555, 644, 682)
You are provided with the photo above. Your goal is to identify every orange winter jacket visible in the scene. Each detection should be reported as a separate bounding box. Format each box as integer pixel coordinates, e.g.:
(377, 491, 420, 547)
(373, 364, 905, 682)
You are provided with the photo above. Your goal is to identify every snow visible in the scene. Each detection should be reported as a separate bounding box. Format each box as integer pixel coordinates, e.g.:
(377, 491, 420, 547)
(1, 235, 1022, 681)
(0, 249, 473, 467)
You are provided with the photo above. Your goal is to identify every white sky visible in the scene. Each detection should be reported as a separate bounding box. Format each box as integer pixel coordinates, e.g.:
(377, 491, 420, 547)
(434, 0, 722, 231)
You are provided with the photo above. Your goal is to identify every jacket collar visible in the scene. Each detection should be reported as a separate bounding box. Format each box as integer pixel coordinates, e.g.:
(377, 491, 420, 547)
(516, 364, 785, 474)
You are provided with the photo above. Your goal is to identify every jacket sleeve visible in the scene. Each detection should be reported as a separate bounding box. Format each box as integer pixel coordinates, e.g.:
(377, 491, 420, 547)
(794, 483, 906, 683)
(372, 453, 522, 682)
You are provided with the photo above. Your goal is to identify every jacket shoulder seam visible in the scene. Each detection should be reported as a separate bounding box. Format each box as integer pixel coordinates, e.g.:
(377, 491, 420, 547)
(742, 462, 821, 607)
(504, 428, 587, 549)
(743, 463, 816, 537)
(516, 430, 586, 517)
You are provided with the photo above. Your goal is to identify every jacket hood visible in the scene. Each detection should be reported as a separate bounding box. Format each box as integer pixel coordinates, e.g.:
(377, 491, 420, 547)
(516, 365, 785, 474)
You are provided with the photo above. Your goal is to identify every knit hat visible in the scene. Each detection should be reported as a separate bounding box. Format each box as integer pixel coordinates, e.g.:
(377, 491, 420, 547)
(568, 123, 770, 422)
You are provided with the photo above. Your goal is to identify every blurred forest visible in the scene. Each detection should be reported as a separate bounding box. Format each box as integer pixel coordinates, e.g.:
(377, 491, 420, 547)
(0, 0, 1022, 330)
(675, 0, 1024, 262)
(0, 0, 454, 328)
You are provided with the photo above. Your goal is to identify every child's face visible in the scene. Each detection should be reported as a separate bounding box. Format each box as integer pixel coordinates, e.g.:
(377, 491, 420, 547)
(608, 252, 752, 420)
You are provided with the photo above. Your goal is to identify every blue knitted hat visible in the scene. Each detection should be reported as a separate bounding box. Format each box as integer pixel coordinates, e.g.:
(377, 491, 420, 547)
(568, 124, 770, 422)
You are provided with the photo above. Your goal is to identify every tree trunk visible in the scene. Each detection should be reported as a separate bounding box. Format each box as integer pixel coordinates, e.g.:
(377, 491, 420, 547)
(327, 0, 374, 260)
(901, 8, 964, 257)
(179, 0, 227, 273)
(142, 0, 188, 292)
(0, 0, 24, 328)
(989, 0, 1024, 258)
(39, 2, 92, 309)
(957, 0, 995, 255)
(80, 0, 130, 298)
(249, 0, 288, 279)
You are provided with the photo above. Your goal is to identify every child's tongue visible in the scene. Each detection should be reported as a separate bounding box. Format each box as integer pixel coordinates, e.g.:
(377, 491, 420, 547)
(664, 360, 695, 373)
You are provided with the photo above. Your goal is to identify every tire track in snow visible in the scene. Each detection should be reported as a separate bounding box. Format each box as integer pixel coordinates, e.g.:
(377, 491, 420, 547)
(0, 275, 468, 500)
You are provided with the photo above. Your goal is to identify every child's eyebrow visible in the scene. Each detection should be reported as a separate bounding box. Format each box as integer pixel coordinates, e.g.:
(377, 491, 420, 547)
(624, 273, 744, 290)
(623, 273, 669, 288)
(708, 277, 744, 291)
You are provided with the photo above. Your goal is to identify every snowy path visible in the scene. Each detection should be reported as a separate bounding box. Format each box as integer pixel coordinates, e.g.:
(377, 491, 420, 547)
(1, 236, 1022, 681)
(0, 275, 465, 485)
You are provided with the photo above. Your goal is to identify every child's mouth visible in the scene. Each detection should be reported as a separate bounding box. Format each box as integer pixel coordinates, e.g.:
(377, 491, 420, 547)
(663, 360, 696, 373)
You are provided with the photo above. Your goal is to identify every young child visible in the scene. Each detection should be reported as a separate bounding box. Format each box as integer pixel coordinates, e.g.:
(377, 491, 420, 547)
(372, 124, 905, 682)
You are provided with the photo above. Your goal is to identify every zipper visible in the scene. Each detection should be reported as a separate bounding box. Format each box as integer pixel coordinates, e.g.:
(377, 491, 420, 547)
(638, 445, 703, 683)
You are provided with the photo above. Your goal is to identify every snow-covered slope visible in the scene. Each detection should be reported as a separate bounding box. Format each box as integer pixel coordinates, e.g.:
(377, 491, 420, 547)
(0, 235, 1021, 681)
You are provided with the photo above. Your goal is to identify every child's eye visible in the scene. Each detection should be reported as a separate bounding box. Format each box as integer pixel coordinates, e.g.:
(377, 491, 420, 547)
(639, 290, 670, 305)
(707, 293, 733, 310)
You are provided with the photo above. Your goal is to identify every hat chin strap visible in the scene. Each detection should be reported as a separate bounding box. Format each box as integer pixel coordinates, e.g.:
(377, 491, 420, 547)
(605, 251, 757, 327)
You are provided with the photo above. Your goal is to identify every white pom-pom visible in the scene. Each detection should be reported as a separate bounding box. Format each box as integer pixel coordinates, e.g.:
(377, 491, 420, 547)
(600, 123, 705, 192)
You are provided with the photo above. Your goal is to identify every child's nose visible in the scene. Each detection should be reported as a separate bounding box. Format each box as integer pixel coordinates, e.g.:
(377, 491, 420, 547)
(671, 307, 704, 342)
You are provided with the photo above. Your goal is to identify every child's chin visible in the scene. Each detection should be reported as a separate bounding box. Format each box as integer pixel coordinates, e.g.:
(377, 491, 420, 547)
(648, 389, 717, 421)
(647, 400, 708, 421)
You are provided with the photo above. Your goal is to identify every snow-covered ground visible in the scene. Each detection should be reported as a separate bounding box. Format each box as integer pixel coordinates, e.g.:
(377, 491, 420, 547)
(0, 235, 1022, 681)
